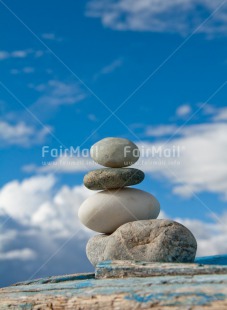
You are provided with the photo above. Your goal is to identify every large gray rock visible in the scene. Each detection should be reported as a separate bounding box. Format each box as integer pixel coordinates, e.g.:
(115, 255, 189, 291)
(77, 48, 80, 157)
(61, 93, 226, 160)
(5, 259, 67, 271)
(86, 219, 197, 266)
(90, 137, 139, 168)
(84, 168, 145, 190)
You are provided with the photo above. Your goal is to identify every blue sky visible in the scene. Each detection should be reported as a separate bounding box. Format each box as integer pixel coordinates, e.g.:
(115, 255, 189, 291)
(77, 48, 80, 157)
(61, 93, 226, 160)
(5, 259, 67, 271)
(1, 0, 227, 287)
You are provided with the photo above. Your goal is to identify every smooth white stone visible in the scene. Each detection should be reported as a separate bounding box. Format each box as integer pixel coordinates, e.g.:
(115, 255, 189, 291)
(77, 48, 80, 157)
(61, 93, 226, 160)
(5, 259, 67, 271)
(78, 188, 160, 233)
(90, 137, 139, 168)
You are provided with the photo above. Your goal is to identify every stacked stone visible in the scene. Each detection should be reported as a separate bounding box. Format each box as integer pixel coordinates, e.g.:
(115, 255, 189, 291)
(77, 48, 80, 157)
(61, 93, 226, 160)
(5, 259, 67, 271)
(78, 137, 197, 267)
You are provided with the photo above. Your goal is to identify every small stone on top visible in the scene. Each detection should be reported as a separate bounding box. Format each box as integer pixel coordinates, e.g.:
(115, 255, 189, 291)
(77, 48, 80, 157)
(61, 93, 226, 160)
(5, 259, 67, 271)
(90, 137, 140, 168)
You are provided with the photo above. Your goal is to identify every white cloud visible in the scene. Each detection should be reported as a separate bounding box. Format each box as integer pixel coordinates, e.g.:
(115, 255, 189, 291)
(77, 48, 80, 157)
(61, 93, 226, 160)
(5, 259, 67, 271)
(34, 80, 87, 107)
(10, 67, 35, 75)
(28, 83, 46, 92)
(199, 103, 217, 115)
(0, 51, 9, 60)
(0, 175, 56, 225)
(0, 49, 45, 61)
(0, 175, 95, 285)
(42, 33, 56, 40)
(101, 59, 123, 74)
(0, 121, 50, 147)
(0, 175, 92, 236)
(34, 50, 44, 58)
(139, 121, 227, 199)
(86, 0, 227, 37)
(23, 155, 101, 174)
(0, 249, 36, 261)
(146, 125, 178, 137)
(212, 107, 227, 121)
(11, 50, 29, 58)
(94, 58, 123, 80)
(197, 104, 227, 120)
(23, 67, 35, 74)
(41, 33, 62, 41)
(0, 50, 31, 60)
(176, 104, 192, 118)
(88, 114, 98, 122)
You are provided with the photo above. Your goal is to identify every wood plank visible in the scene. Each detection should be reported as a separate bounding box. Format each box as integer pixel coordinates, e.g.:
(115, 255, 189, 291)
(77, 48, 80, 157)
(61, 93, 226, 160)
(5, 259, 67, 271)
(1, 257, 227, 309)
(95, 260, 227, 279)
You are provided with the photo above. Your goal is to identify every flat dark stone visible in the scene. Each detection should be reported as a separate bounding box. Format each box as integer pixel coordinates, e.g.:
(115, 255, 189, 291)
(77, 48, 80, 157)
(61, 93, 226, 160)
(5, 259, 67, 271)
(83, 168, 145, 190)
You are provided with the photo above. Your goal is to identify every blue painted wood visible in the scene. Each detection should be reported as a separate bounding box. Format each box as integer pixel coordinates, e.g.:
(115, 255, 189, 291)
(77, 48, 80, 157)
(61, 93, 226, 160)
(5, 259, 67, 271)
(195, 254, 227, 266)
(1, 273, 227, 308)
(12, 272, 95, 286)
(0, 255, 227, 309)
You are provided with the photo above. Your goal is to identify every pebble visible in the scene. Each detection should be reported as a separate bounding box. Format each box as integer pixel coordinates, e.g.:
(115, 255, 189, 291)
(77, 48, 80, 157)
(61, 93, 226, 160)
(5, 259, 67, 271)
(90, 137, 139, 168)
(86, 219, 197, 266)
(78, 188, 160, 233)
(83, 168, 145, 190)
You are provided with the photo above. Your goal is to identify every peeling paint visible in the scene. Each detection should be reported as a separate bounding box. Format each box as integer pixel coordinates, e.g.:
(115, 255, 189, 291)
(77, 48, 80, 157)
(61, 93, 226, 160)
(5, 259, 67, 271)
(1, 256, 227, 309)
(125, 292, 226, 306)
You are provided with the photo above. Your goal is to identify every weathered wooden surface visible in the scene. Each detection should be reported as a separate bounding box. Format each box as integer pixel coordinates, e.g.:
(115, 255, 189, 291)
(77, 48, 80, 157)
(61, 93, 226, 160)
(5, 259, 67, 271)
(95, 260, 227, 279)
(1, 255, 227, 309)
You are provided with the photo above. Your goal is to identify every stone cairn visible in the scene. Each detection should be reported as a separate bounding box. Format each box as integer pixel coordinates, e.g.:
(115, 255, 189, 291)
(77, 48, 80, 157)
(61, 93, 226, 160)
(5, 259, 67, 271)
(78, 137, 197, 267)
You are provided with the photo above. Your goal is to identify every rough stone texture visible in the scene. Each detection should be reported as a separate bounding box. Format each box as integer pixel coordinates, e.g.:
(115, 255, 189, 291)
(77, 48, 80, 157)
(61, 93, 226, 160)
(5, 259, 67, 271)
(84, 168, 145, 190)
(86, 219, 197, 266)
(78, 188, 160, 233)
(1, 257, 227, 309)
(90, 137, 139, 168)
